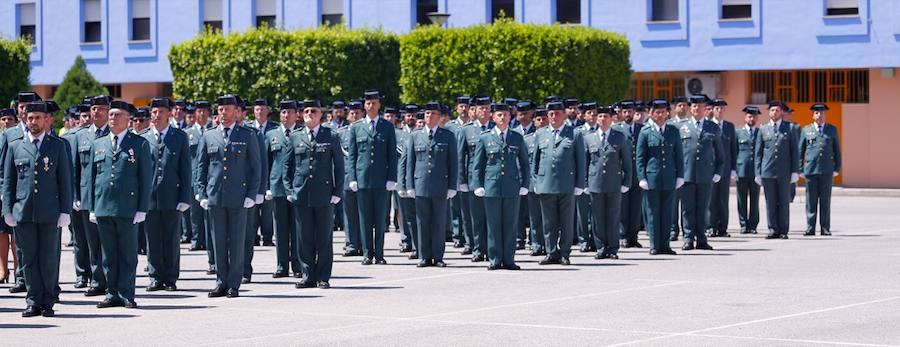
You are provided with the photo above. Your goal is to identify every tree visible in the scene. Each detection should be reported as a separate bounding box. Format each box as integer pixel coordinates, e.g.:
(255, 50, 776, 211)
(0, 38, 31, 106)
(53, 55, 108, 127)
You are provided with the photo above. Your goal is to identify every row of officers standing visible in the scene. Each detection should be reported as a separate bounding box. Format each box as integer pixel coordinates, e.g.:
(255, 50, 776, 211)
(2, 90, 840, 318)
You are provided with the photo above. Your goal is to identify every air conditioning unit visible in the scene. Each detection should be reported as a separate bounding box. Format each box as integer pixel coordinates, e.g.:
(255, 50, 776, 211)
(684, 73, 721, 98)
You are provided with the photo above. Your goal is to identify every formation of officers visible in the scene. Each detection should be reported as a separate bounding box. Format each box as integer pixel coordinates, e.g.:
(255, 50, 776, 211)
(2, 89, 841, 318)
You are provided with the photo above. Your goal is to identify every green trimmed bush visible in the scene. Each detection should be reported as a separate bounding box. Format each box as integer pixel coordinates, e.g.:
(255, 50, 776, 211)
(169, 26, 401, 107)
(400, 19, 631, 105)
(0, 38, 31, 106)
(52, 55, 109, 128)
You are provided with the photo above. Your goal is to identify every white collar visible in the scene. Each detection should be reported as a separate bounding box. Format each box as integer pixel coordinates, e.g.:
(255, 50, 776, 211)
(493, 127, 508, 138)
(476, 119, 489, 128)
(26, 131, 46, 144)
(744, 124, 754, 132)
(153, 126, 169, 137)
(598, 127, 612, 139)
(366, 114, 379, 123)
(649, 121, 665, 132)
(111, 129, 128, 147)
(551, 124, 565, 132)
(307, 125, 320, 135)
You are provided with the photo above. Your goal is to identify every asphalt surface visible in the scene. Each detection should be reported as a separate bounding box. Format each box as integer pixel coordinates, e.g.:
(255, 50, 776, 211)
(2, 194, 899, 346)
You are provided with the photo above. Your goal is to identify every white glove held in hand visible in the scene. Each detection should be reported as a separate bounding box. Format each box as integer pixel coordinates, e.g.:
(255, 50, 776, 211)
(176, 203, 190, 212)
(639, 180, 649, 190)
(386, 181, 397, 191)
(243, 198, 255, 209)
(518, 187, 528, 196)
(57, 213, 71, 228)
(4, 214, 16, 227)
(133, 212, 146, 225)
(620, 186, 629, 193)
(330, 196, 341, 204)
(349, 181, 358, 192)
(474, 188, 485, 197)
(676, 178, 685, 189)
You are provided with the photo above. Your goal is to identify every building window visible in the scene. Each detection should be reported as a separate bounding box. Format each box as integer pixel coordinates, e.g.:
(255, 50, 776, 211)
(131, 0, 151, 41)
(750, 69, 869, 104)
(105, 84, 122, 98)
(17, 3, 37, 45)
(203, 0, 223, 32)
(556, 0, 580, 24)
(629, 72, 685, 102)
(491, 0, 514, 22)
(721, 0, 751, 20)
(826, 0, 858, 16)
(255, 0, 276, 28)
(83, 0, 102, 43)
(416, 0, 438, 26)
(321, 0, 343, 26)
(650, 0, 678, 22)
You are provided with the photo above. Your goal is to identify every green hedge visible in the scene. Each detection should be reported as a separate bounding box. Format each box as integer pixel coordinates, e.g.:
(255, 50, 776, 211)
(169, 26, 401, 107)
(400, 19, 631, 105)
(0, 38, 31, 105)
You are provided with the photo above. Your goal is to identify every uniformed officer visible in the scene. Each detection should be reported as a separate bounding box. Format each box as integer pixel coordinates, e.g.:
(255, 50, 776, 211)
(445, 96, 472, 250)
(131, 108, 152, 256)
(3, 101, 72, 317)
(755, 101, 800, 239)
(285, 100, 344, 289)
(471, 103, 529, 270)
(328, 100, 347, 231)
(251, 98, 278, 247)
(339, 101, 363, 257)
(457, 96, 494, 261)
(584, 106, 632, 259)
(61, 104, 93, 289)
(800, 104, 841, 236)
(268, 100, 301, 277)
(523, 108, 548, 256)
(141, 98, 191, 292)
(613, 100, 644, 248)
(575, 103, 598, 252)
(512, 101, 536, 250)
(637, 100, 684, 255)
(238, 97, 269, 284)
(708, 99, 737, 238)
(674, 95, 723, 251)
(347, 90, 397, 265)
(188, 101, 217, 276)
(735, 106, 761, 234)
(196, 95, 261, 298)
(85, 100, 152, 309)
(404, 102, 457, 267)
(395, 104, 419, 258)
(563, 98, 582, 127)
(533, 101, 586, 265)
(784, 106, 802, 203)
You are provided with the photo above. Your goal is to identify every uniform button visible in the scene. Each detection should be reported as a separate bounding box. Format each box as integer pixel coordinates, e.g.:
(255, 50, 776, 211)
(662, 165, 666, 169)
(224, 148, 228, 152)
(224, 176, 228, 180)
(603, 170, 607, 174)
(223, 167, 228, 171)
(111, 174, 115, 178)
(310, 175, 314, 179)
(34, 189, 38, 193)
(33, 180, 37, 184)
(427, 170, 431, 173)
(130, 192, 135, 196)
(110, 182, 114, 186)
(111, 166, 115, 170)
(158, 168, 162, 171)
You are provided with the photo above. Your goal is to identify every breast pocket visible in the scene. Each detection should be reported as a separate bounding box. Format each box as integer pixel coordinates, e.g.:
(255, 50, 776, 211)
(231, 143, 247, 157)
(14, 158, 30, 178)
(356, 138, 369, 153)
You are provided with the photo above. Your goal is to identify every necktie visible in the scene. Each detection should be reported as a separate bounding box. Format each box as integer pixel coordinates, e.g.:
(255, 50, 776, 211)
(95, 128, 103, 138)
(500, 131, 505, 144)
(223, 127, 230, 138)
(552, 129, 559, 140)
(428, 129, 433, 140)
(697, 120, 702, 129)
(601, 131, 606, 143)
(284, 128, 290, 138)
(819, 125, 823, 134)
(32, 138, 39, 150)
(157, 132, 163, 144)
(370, 119, 375, 131)
(309, 129, 315, 142)
(112, 135, 118, 152)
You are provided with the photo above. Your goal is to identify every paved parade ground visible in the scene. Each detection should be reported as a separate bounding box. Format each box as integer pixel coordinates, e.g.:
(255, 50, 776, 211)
(3, 193, 899, 346)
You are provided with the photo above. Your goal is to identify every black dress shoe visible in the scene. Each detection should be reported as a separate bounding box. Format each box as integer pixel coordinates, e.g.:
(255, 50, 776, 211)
(295, 281, 315, 289)
(137, 249, 146, 255)
(317, 281, 330, 289)
(669, 235, 678, 242)
(530, 249, 545, 256)
(660, 249, 678, 255)
(241, 277, 251, 284)
(765, 231, 780, 239)
(487, 263, 501, 270)
(208, 288, 227, 298)
(416, 259, 431, 268)
(471, 254, 485, 262)
(226, 289, 239, 298)
(189, 246, 202, 251)
(84, 287, 105, 296)
(696, 243, 714, 250)
(682, 244, 695, 251)
(74, 280, 87, 289)
(22, 306, 42, 317)
(272, 272, 289, 278)
(460, 247, 473, 255)
(579, 245, 589, 252)
(375, 258, 387, 265)
(504, 263, 521, 270)
(164, 284, 177, 292)
(632, 241, 643, 248)
(146, 282, 165, 292)
(143, 266, 149, 272)
(434, 261, 447, 268)
(649, 249, 659, 255)
(263, 241, 275, 247)
(9, 283, 26, 293)
(539, 256, 561, 265)
(97, 298, 123, 308)
(124, 300, 138, 309)
(821, 230, 831, 236)
(408, 253, 419, 260)
(804, 230, 816, 236)
(41, 308, 55, 317)
(740, 229, 751, 234)
(399, 246, 412, 253)
(180, 239, 191, 244)
(560, 257, 571, 265)
(719, 231, 731, 237)
(750, 229, 758, 234)
(293, 273, 302, 278)
(206, 267, 217, 275)
(609, 254, 619, 259)
(453, 241, 464, 248)
(516, 243, 526, 250)
(780, 233, 789, 239)
(361, 258, 373, 265)
(343, 249, 362, 257)
(595, 253, 609, 259)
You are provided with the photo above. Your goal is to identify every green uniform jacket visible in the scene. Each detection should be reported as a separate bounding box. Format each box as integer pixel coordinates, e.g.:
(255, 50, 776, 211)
(84, 132, 153, 218)
(799, 123, 841, 176)
(636, 123, 685, 190)
(283, 126, 344, 207)
(2, 133, 73, 223)
(532, 125, 587, 194)
(471, 129, 530, 198)
(585, 129, 633, 193)
(347, 116, 397, 189)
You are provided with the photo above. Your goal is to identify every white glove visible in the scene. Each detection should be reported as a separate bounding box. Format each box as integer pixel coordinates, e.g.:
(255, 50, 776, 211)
(255, 194, 264, 204)
(790, 173, 799, 183)
(754, 177, 762, 186)
(833, 172, 839, 177)
(397, 190, 406, 198)
(265, 190, 273, 201)
(287, 195, 296, 203)
(243, 198, 255, 209)
(731, 170, 738, 181)
(620, 186, 629, 193)
(712, 174, 721, 183)
(574, 187, 585, 196)
(676, 178, 685, 189)
(518, 187, 528, 196)
(57, 213, 71, 228)
(73, 200, 82, 212)
(195, 194, 201, 202)
(386, 181, 397, 191)
(89, 212, 97, 224)
(639, 180, 649, 190)
(349, 181, 358, 192)
(406, 189, 416, 198)
(133, 212, 146, 225)
(200, 199, 210, 210)
(474, 188, 485, 197)
(176, 203, 190, 212)
(447, 189, 457, 199)
(458, 184, 469, 192)
(799, 173, 805, 179)
(4, 214, 16, 227)
(330, 196, 341, 204)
